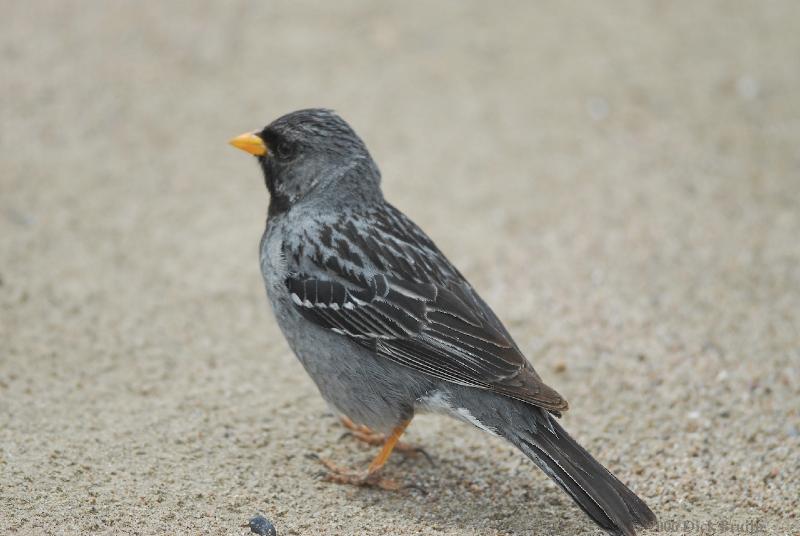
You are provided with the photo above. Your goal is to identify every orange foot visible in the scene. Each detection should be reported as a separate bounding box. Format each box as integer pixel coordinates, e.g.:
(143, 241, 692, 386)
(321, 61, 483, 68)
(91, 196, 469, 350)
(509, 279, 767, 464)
(310, 453, 402, 491)
(311, 419, 428, 492)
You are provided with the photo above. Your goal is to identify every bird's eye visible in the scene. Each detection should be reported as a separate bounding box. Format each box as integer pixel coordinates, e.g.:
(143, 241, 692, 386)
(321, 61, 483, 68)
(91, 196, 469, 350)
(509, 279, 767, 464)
(274, 140, 295, 160)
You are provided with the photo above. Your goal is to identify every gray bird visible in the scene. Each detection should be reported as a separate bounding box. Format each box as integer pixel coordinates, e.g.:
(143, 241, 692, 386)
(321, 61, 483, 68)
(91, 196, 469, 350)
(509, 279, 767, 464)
(230, 109, 656, 536)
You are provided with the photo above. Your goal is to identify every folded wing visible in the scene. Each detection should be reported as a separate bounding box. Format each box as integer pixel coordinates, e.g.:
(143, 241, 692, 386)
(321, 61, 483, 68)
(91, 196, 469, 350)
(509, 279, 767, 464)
(285, 269, 568, 413)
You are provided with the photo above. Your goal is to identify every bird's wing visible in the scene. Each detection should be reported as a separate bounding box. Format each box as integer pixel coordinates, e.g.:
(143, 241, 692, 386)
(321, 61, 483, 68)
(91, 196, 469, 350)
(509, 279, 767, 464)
(284, 205, 568, 412)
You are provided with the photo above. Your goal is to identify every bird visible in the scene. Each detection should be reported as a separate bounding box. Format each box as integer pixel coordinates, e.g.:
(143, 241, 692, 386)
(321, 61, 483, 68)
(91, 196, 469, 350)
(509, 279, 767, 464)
(229, 108, 657, 535)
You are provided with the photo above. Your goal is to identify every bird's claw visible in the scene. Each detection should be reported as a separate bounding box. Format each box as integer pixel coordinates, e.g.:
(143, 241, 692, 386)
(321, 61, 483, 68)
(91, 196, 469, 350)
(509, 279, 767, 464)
(311, 453, 402, 491)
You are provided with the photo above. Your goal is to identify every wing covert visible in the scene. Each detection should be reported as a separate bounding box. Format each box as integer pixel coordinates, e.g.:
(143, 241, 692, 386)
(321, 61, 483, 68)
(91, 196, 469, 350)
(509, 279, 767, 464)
(285, 269, 568, 412)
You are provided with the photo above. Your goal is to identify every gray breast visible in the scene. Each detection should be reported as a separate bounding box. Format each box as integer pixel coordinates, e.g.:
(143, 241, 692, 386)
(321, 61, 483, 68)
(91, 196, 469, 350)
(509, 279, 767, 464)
(258, 213, 436, 433)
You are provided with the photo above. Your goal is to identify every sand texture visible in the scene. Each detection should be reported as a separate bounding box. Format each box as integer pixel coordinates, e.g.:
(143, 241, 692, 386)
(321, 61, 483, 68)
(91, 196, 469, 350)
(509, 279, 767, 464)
(2, 1, 799, 535)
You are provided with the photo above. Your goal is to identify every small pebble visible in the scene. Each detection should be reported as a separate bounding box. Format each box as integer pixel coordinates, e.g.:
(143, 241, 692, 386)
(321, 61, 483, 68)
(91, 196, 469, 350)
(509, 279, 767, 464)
(763, 467, 779, 481)
(248, 514, 276, 536)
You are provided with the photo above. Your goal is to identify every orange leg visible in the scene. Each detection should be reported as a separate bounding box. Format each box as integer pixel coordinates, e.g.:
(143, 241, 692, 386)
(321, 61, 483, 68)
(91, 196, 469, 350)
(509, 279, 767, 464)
(339, 416, 429, 459)
(313, 419, 412, 490)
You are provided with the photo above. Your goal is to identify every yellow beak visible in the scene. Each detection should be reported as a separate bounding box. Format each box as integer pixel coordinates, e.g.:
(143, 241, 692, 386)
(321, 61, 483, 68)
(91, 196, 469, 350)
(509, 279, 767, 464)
(229, 132, 268, 156)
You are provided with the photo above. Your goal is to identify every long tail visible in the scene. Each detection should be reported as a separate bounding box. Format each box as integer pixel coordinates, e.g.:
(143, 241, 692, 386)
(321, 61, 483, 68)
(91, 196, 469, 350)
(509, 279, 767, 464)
(505, 412, 657, 535)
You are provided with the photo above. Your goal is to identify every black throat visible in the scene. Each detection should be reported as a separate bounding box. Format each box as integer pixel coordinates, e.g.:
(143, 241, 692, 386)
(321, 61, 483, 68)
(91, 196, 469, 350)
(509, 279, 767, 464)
(261, 157, 290, 218)
(267, 192, 290, 219)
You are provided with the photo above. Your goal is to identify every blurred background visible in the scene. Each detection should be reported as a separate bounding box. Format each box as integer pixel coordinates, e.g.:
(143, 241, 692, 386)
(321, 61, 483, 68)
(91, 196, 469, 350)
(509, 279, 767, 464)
(2, 1, 798, 534)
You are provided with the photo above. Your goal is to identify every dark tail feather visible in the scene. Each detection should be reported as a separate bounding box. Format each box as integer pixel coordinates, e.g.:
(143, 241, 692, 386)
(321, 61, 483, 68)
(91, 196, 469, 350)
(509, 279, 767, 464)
(507, 414, 656, 536)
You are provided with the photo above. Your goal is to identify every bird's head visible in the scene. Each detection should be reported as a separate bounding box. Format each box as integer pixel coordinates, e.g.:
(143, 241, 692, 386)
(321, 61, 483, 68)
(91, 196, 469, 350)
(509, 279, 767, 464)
(230, 109, 381, 215)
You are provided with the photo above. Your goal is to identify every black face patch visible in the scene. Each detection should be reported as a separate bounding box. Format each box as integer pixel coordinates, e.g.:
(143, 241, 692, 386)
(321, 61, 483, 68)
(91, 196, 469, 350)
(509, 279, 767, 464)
(260, 128, 298, 162)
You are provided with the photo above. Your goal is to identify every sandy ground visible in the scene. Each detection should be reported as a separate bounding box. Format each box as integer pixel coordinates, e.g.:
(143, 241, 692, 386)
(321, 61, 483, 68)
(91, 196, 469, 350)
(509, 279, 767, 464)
(2, 1, 799, 535)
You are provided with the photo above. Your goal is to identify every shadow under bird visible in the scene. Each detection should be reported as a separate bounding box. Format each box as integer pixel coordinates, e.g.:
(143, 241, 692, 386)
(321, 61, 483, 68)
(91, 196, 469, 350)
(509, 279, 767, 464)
(230, 109, 656, 536)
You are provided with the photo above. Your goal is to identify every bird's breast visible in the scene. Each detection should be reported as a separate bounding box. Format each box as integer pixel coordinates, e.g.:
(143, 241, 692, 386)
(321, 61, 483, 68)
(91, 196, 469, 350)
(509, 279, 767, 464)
(259, 223, 289, 296)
